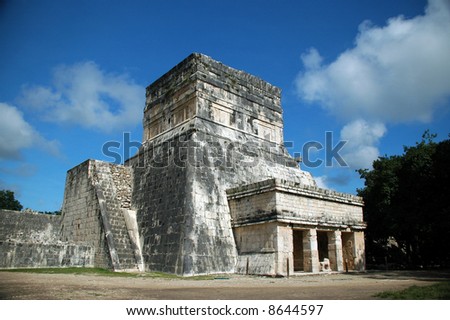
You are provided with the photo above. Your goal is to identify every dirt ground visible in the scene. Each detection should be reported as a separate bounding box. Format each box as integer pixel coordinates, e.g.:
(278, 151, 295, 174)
(0, 270, 448, 300)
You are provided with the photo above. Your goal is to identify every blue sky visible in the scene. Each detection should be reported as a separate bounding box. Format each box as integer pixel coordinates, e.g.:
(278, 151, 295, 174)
(1, 0, 449, 211)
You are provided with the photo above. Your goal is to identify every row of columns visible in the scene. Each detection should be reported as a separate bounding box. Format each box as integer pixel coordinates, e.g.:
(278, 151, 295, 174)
(302, 229, 345, 273)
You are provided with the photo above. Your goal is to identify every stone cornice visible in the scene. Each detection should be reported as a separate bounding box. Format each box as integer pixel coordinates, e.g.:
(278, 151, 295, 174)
(226, 178, 364, 206)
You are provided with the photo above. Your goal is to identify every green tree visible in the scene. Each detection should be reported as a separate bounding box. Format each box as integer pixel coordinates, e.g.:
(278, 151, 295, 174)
(357, 155, 403, 266)
(0, 190, 23, 211)
(427, 137, 450, 266)
(358, 131, 450, 268)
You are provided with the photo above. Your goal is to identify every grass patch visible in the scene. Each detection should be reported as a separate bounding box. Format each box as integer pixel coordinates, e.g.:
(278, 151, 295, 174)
(0, 267, 136, 277)
(0, 267, 216, 280)
(375, 281, 450, 299)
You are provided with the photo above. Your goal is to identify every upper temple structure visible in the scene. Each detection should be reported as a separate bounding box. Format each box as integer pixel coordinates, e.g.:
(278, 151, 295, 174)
(0, 53, 366, 276)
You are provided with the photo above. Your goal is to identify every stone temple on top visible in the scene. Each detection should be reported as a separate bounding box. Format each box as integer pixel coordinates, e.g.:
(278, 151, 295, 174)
(0, 53, 366, 276)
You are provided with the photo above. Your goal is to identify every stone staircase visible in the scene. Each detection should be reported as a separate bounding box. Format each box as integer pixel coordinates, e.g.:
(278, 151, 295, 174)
(92, 161, 142, 272)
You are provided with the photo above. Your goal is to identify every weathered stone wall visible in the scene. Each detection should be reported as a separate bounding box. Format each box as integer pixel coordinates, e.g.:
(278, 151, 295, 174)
(233, 222, 277, 275)
(194, 54, 283, 145)
(276, 225, 294, 276)
(275, 181, 363, 227)
(60, 160, 140, 271)
(228, 179, 364, 229)
(0, 159, 140, 271)
(227, 189, 277, 223)
(91, 161, 139, 271)
(353, 231, 366, 270)
(185, 126, 316, 275)
(233, 223, 296, 276)
(227, 178, 366, 274)
(143, 56, 197, 141)
(128, 131, 190, 274)
(133, 122, 316, 276)
(0, 242, 94, 269)
(128, 53, 317, 275)
(1, 53, 365, 275)
(0, 210, 94, 268)
(0, 210, 61, 243)
(143, 53, 285, 144)
(60, 160, 111, 269)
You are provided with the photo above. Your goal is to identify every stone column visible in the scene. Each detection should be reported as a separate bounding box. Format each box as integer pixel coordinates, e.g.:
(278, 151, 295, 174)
(303, 229, 320, 273)
(275, 225, 293, 277)
(353, 231, 366, 271)
(328, 230, 344, 271)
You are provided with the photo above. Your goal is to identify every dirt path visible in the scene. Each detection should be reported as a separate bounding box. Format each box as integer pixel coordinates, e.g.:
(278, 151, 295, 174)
(0, 270, 448, 300)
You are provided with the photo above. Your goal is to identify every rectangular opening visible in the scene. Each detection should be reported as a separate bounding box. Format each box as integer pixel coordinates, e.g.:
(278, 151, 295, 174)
(317, 231, 329, 262)
(342, 232, 355, 271)
(293, 230, 304, 271)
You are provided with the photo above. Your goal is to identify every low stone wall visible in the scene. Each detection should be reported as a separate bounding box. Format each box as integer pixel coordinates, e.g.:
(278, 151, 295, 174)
(0, 209, 61, 243)
(0, 210, 94, 269)
(0, 242, 94, 269)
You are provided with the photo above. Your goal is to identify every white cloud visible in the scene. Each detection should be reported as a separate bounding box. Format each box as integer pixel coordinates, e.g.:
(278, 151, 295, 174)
(314, 175, 330, 189)
(0, 103, 59, 160)
(314, 172, 353, 189)
(340, 119, 386, 169)
(296, 0, 450, 168)
(20, 61, 144, 132)
(301, 48, 323, 70)
(297, 0, 450, 123)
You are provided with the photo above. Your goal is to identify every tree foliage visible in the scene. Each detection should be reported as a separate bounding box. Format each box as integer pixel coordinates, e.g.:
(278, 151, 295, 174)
(358, 131, 450, 268)
(0, 190, 23, 211)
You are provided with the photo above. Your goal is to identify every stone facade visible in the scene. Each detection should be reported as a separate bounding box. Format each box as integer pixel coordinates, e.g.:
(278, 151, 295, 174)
(60, 159, 143, 272)
(228, 179, 365, 276)
(0, 53, 365, 276)
(127, 53, 316, 275)
(0, 210, 93, 268)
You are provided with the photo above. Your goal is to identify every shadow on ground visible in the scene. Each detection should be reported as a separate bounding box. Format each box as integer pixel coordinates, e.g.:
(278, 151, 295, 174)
(357, 269, 450, 282)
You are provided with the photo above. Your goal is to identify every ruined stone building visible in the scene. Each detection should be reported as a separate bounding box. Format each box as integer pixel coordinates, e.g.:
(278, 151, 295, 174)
(0, 54, 365, 276)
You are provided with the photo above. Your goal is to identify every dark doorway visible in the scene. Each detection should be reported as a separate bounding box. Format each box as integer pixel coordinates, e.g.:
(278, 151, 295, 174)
(317, 231, 329, 262)
(293, 230, 304, 271)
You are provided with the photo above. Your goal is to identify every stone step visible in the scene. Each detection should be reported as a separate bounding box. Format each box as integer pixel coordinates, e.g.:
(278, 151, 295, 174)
(94, 161, 138, 272)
